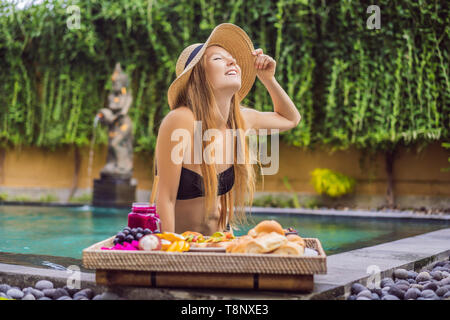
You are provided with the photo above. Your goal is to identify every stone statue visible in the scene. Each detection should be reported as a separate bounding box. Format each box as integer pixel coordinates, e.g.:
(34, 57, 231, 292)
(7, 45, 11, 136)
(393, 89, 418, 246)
(97, 63, 133, 179)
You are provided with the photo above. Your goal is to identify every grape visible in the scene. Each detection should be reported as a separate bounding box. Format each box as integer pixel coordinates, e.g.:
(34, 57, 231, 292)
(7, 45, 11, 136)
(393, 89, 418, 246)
(123, 227, 131, 232)
(113, 238, 120, 245)
(122, 229, 130, 236)
(116, 232, 125, 240)
(130, 228, 138, 236)
(136, 227, 143, 234)
(125, 235, 134, 243)
(143, 228, 152, 235)
(136, 233, 144, 240)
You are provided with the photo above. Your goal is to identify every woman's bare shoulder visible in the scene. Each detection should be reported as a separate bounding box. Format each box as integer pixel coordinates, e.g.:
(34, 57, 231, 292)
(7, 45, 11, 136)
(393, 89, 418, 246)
(159, 106, 195, 133)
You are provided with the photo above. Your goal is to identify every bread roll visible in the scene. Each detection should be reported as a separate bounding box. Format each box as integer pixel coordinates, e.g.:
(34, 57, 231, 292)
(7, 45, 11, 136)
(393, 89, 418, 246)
(272, 242, 305, 256)
(286, 234, 306, 248)
(248, 220, 284, 238)
(226, 235, 253, 253)
(244, 232, 287, 254)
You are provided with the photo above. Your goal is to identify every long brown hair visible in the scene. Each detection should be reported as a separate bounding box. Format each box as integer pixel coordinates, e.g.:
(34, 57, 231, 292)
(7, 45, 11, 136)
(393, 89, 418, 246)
(158, 47, 257, 231)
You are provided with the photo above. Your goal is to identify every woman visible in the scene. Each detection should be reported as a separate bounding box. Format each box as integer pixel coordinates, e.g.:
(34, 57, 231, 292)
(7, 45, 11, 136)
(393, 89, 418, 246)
(154, 23, 301, 235)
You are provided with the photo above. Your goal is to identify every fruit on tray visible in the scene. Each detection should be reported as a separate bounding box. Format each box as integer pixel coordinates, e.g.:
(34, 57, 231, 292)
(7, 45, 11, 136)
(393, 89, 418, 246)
(181, 231, 205, 243)
(138, 235, 162, 251)
(166, 240, 190, 252)
(114, 227, 153, 245)
(156, 232, 186, 243)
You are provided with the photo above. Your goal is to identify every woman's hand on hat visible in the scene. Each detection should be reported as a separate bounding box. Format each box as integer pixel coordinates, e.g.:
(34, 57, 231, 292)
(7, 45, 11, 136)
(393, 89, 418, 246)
(252, 48, 276, 82)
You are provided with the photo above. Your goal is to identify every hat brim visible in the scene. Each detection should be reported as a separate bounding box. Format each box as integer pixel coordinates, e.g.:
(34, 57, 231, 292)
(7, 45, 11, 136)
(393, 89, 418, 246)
(167, 23, 256, 110)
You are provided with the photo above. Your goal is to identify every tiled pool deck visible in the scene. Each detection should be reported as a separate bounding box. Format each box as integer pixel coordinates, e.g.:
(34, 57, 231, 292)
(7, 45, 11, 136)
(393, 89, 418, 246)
(0, 228, 449, 300)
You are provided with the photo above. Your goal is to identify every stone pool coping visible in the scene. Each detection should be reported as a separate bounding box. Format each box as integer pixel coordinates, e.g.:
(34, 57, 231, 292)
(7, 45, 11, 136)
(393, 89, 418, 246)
(1, 201, 449, 220)
(0, 228, 449, 300)
(247, 206, 450, 221)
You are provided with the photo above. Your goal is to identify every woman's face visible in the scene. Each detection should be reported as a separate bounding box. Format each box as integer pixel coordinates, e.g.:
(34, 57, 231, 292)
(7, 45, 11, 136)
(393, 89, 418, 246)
(204, 45, 241, 94)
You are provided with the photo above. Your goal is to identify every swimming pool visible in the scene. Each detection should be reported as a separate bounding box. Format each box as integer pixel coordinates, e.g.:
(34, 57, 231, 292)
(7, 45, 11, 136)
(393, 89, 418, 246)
(1, 205, 449, 259)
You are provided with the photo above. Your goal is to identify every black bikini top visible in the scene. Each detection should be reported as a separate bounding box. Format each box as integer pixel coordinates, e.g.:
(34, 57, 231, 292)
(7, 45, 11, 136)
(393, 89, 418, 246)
(155, 164, 235, 200)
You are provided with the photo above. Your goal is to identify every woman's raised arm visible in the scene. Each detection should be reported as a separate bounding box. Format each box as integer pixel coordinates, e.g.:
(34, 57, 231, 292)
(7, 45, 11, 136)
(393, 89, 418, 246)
(240, 48, 301, 133)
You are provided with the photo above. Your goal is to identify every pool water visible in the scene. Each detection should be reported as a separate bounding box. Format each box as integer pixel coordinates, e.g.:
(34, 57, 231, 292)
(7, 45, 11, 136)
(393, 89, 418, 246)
(0, 205, 449, 259)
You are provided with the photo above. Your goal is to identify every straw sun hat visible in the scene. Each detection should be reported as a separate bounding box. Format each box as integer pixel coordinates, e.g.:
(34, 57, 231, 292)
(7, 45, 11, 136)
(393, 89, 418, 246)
(167, 23, 257, 110)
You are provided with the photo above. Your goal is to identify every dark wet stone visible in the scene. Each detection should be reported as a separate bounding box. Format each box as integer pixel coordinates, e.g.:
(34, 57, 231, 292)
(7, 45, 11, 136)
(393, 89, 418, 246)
(356, 296, 371, 300)
(57, 296, 72, 300)
(421, 289, 438, 299)
(43, 288, 56, 298)
(30, 288, 44, 299)
(443, 291, 450, 299)
(440, 277, 450, 286)
(351, 283, 366, 295)
(388, 286, 405, 299)
(423, 282, 438, 292)
(35, 280, 54, 291)
(395, 279, 410, 286)
(7, 288, 24, 299)
(0, 284, 11, 294)
(416, 272, 431, 282)
(407, 271, 418, 279)
(394, 269, 408, 280)
(73, 288, 94, 300)
(52, 288, 69, 300)
(436, 286, 449, 297)
(357, 289, 373, 299)
(92, 294, 103, 300)
(397, 283, 410, 292)
(347, 295, 356, 300)
(63, 285, 80, 297)
(371, 293, 380, 300)
(433, 261, 447, 268)
(22, 294, 36, 300)
(404, 288, 421, 300)
(407, 279, 416, 284)
(382, 294, 400, 300)
(38, 297, 52, 300)
(381, 278, 395, 288)
(430, 271, 443, 281)
(370, 287, 383, 296)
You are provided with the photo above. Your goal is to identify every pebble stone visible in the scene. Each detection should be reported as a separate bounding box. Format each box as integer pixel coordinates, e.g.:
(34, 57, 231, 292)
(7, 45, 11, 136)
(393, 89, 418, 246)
(423, 282, 438, 292)
(421, 289, 438, 299)
(0, 292, 12, 299)
(348, 258, 450, 300)
(382, 295, 400, 300)
(380, 278, 395, 288)
(6, 288, 24, 299)
(35, 280, 54, 291)
(416, 272, 432, 282)
(388, 286, 405, 299)
(356, 290, 372, 299)
(394, 269, 408, 280)
(404, 288, 421, 300)
(436, 286, 449, 297)
(351, 283, 366, 295)
(0, 284, 11, 293)
(22, 294, 36, 300)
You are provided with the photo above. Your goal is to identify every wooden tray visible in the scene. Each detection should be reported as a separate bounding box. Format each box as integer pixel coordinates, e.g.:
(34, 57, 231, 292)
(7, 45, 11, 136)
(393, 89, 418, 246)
(82, 236, 327, 292)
